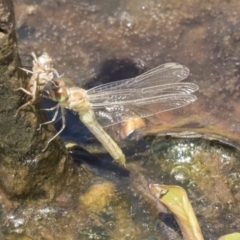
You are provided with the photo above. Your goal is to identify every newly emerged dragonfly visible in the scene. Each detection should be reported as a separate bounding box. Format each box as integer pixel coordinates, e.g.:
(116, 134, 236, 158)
(43, 62, 199, 166)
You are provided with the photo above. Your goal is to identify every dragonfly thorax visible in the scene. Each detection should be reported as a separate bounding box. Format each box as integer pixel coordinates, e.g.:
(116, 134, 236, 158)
(68, 87, 91, 113)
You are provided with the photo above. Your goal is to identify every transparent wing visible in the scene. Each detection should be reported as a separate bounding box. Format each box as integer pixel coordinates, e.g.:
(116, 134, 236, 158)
(92, 92, 197, 127)
(87, 62, 189, 94)
(86, 63, 198, 127)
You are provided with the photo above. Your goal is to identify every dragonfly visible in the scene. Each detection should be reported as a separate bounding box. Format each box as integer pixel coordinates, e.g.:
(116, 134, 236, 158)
(15, 52, 59, 116)
(42, 62, 199, 166)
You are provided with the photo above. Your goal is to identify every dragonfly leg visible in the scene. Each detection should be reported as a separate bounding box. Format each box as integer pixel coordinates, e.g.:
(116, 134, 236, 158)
(14, 87, 33, 96)
(52, 68, 63, 78)
(14, 80, 38, 117)
(42, 107, 66, 152)
(31, 52, 38, 63)
(37, 106, 60, 131)
(19, 67, 33, 75)
(40, 104, 59, 112)
(14, 100, 33, 117)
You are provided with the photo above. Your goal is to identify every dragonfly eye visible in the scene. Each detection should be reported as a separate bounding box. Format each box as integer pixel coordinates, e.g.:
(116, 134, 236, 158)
(51, 80, 60, 90)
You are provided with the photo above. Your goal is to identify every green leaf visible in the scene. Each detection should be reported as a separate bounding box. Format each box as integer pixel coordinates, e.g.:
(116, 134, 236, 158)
(149, 184, 204, 240)
(218, 233, 240, 240)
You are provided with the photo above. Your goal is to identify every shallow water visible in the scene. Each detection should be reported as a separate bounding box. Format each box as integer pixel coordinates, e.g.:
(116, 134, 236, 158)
(7, 0, 240, 239)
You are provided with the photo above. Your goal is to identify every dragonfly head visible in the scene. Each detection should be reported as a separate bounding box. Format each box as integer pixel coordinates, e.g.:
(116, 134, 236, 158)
(48, 78, 69, 102)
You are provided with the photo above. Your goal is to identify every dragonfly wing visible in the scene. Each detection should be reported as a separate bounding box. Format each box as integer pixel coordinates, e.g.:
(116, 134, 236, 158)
(89, 82, 199, 107)
(92, 93, 197, 128)
(87, 63, 189, 94)
(86, 62, 198, 128)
